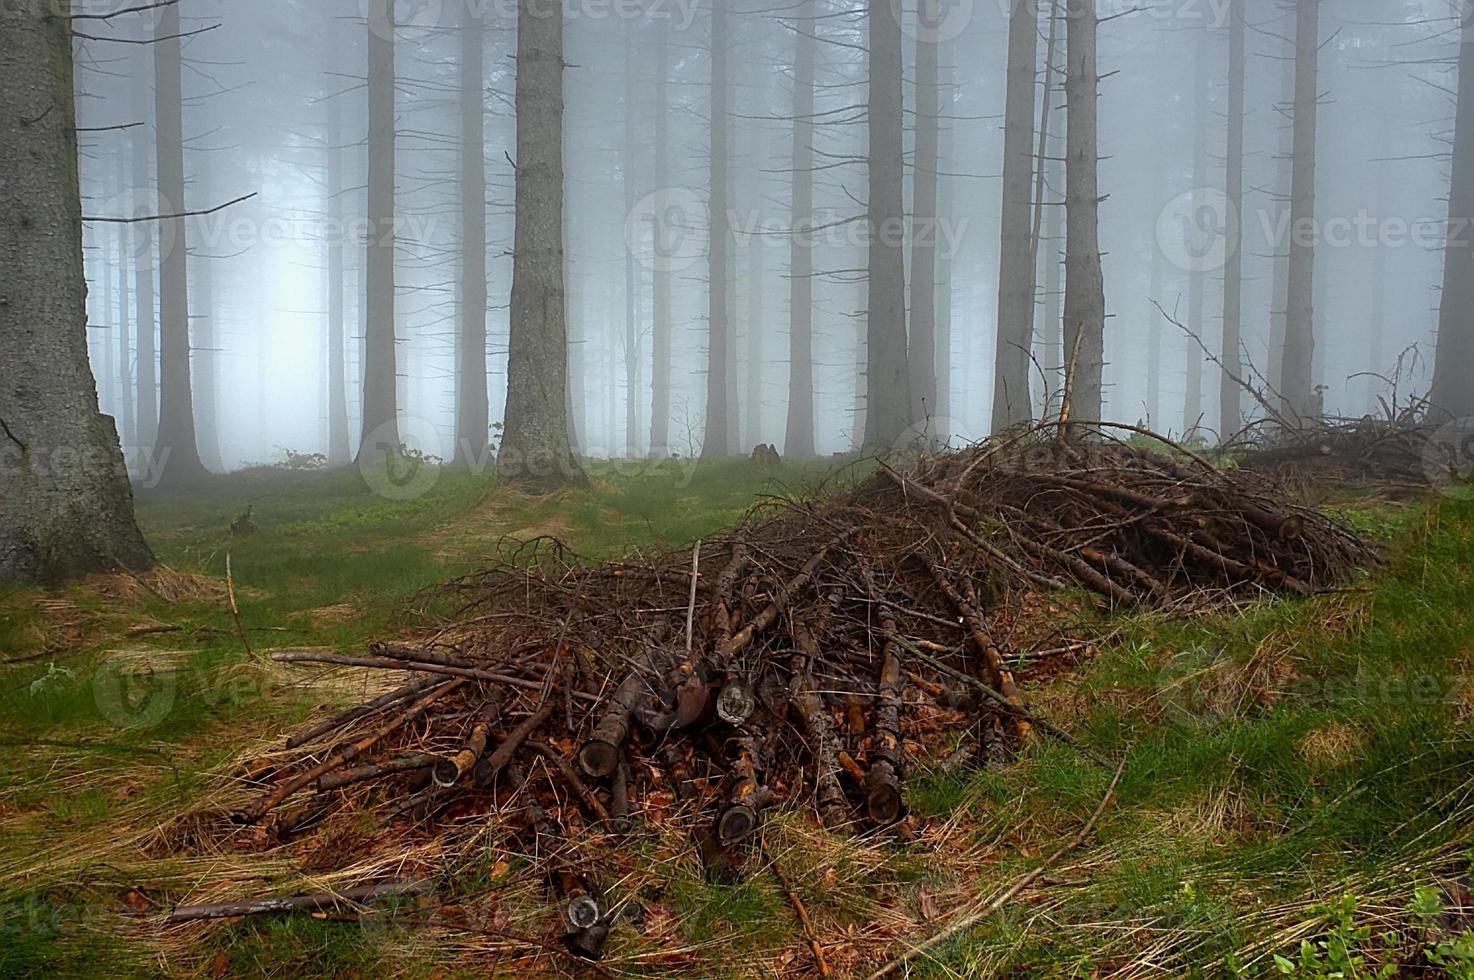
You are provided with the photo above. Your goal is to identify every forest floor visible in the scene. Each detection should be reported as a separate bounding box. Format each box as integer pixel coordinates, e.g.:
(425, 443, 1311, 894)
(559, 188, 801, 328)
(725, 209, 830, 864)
(1, 458, 1473, 977)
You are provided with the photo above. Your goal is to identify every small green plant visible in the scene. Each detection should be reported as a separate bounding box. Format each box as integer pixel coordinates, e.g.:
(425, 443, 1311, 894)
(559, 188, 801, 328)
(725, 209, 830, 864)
(1273, 895, 1397, 979)
(1410, 885, 1474, 979)
(28, 662, 75, 697)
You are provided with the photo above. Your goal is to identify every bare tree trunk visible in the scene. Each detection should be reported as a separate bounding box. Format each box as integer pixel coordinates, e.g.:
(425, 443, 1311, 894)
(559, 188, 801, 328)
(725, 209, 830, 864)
(1062, 0, 1106, 428)
(935, 65, 954, 429)
(784, 0, 817, 458)
(992, 0, 1038, 432)
(1184, 34, 1208, 434)
(649, 16, 673, 456)
(455, 2, 489, 467)
(325, 53, 350, 466)
(114, 167, 135, 454)
(703, 0, 732, 457)
(1044, 156, 1064, 416)
(192, 152, 220, 472)
(909, 1, 942, 427)
(358, 0, 400, 463)
(1431, 20, 1474, 419)
(1279, 0, 1320, 423)
(624, 23, 641, 458)
(746, 236, 764, 446)
(0, 3, 154, 582)
(131, 53, 158, 455)
(153, 0, 206, 483)
(1220, 0, 1245, 435)
(498, 0, 585, 489)
(863, 0, 911, 447)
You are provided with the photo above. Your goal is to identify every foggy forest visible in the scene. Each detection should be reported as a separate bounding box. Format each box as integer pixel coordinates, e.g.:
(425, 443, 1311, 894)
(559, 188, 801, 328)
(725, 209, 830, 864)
(3, 0, 1474, 975)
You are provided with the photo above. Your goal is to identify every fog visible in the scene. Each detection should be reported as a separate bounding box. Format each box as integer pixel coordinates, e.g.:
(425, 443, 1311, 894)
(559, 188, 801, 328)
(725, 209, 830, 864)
(70, 0, 1463, 475)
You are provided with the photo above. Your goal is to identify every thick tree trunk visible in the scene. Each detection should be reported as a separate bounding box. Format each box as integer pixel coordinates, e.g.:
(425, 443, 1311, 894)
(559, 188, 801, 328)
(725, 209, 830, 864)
(114, 176, 135, 454)
(746, 237, 763, 446)
(131, 54, 158, 455)
(1430, 20, 1474, 419)
(704, 0, 733, 457)
(1279, 0, 1320, 423)
(1062, 0, 1106, 428)
(498, 0, 585, 488)
(784, 0, 817, 458)
(649, 17, 673, 456)
(152, 0, 207, 483)
(992, 0, 1038, 432)
(358, 0, 400, 463)
(455, 2, 489, 467)
(0, 4, 154, 582)
(1220, 0, 1245, 435)
(909, 2, 942, 427)
(862, 0, 911, 448)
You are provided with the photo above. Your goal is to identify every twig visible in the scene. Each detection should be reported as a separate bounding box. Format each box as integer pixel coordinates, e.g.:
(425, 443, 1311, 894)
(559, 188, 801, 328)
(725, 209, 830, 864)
(766, 847, 832, 978)
(224, 552, 256, 661)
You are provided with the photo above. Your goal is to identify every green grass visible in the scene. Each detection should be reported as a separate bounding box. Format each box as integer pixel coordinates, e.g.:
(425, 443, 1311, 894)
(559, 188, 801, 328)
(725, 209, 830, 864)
(2, 461, 1474, 976)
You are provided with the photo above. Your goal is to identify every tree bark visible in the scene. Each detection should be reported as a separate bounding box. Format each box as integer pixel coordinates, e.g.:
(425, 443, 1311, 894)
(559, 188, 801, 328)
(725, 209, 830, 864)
(909, 1, 943, 428)
(624, 22, 642, 458)
(862, 0, 912, 448)
(131, 54, 158, 455)
(1430, 16, 1474, 419)
(358, 0, 400, 463)
(0, 3, 154, 582)
(152, 0, 207, 484)
(455, 1, 489, 467)
(1279, 0, 1320, 424)
(649, 16, 673, 456)
(784, 0, 817, 458)
(325, 49, 350, 467)
(113, 166, 135, 455)
(1184, 33, 1208, 434)
(703, 0, 733, 457)
(992, 0, 1039, 432)
(498, 0, 585, 489)
(1220, 0, 1245, 435)
(745, 235, 763, 447)
(1062, 0, 1106, 429)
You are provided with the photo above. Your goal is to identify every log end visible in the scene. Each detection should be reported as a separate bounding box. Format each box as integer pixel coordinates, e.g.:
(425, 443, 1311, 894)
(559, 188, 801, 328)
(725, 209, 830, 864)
(577, 739, 621, 779)
(717, 803, 759, 844)
(866, 778, 904, 826)
(431, 758, 462, 788)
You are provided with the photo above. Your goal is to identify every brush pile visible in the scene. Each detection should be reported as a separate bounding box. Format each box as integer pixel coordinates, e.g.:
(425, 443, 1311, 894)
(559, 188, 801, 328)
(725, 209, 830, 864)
(220, 427, 1373, 957)
(1230, 410, 1446, 495)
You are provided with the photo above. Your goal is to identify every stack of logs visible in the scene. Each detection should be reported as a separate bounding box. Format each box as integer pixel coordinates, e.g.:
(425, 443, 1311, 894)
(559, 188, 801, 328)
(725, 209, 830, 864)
(226, 430, 1374, 957)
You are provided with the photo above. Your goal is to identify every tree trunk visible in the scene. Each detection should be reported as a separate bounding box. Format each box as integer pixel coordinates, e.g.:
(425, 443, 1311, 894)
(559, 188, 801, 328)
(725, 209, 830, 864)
(784, 0, 817, 458)
(1279, 0, 1320, 423)
(0, 3, 154, 582)
(498, 0, 585, 489)
(991, 0, 1038, 432)
(1062, 0, 1106, 429)
(746, 236, 763, 446)
(1430, 19, 1474, 419)
(455, 1, 489, 467)
(649, 17, 673, 456)
(909, 1, 942, 428)
(326, 55, 350, 467)
(1184, 34, 1208, 434)
(152, 0, 207, 483)
(132, 53, 158, 455)
(624, 22, 642, 458)
(114, 172, 135, 454)
(1220, 0, 1245, 435)
(192, 152, 220, 472)
(358, 0, 400, 463)
(862, 0, 911, 447)
(703, 0, 733, 457)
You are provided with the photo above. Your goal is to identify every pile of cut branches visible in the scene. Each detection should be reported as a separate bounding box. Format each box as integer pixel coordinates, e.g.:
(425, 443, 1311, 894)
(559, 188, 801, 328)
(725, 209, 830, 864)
(196, 426, 1374, 959)
(1230, 412, 1441, 495)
